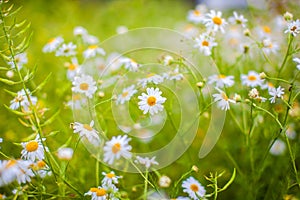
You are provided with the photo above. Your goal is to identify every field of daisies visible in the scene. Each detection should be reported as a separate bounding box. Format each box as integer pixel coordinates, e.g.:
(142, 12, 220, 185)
(1, 0, 300, 199)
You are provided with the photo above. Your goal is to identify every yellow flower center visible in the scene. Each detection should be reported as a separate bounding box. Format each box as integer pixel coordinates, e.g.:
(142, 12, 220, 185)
(291, 26, 297, 32)
(90, 187, 98, 192)
(221, 92, 229, 101)
(89, 45, 98, 49)
(212, 16, 222, 25)
(96, 188, 106, 196)
(79, 83, 89, 91)
(37, 160, 46, 168)
(112, 143, 121, 154)
(122, 91, 129, 97)
(72, 94, 81, 101)
(190, 184, 199, 192)
(263, 26, 271, 33)
(83, 124, 93, 131)
(48, 38, 56, 44)
(146, 73, 155, 78)
(202, 40, 209, 46)
(106, 173, 115, 178)
(6, 160, 17, 168)
(268, 82, 274, 88)
(193, 10, 201, 16)
(248, 75, 257, 81)
(147, 96, 157, 106)
(219, 74, 226, 79)
(68, 64, 77, 71)
(26, 141, 39, 152)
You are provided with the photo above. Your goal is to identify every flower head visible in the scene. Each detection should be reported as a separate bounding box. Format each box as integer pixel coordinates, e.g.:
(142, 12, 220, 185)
(269, 86, 284, 103)
(55, 42, 77, 57)
(120, 57, 139, 72)
(21, 136, 46, 162)
(228, 11, 248, 27)
(134, 156, 159, 169)
(138, 73, 164, 88)
(116, 85, 137, 105)
(57, 147, 74, 160)
(203, 10, 227, 33)
(284, 19, 300, 36)
(103, 135, 132, 165)
(138, 87, 167, 115)
(101, 171, 122, 187)
(293, 57, 300, 70)
(73, 120, 100, 146)
(7, 53, 28, 70)
(182, 176, 206, 200)
(212, 88, 236, 111)
(270, 139, 286, 156)
(72, 74, 97, 98)
(208, 74, 235, 88)
(43, 36, 64, 53)
(10, 89, 37, 111)
(83, 45, 106, 59)
(241, 71, 264, 87)
(194, 33, 217, 56)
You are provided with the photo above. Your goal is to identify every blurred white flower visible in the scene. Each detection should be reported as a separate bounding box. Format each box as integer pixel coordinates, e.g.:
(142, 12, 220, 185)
(57, 147, 74, 160)
(116, 85, 137, 105)
(10, 89, 37, 111)
(103, 135, 132, 165)
(208, 74, 235, 88)
(270, 139, 286, 156)
(72, 74, 97, 98)
(7, 52, 28, 70)
(120, 57, 139, 72)
(228, 11, 248, 27)
(83, 45, 106, 59)
(293, 57, 300, 70)
(182, 176, 206, 200)
(269, 86, 284, 103)
(55, 42, 77, 57)
(134, 156, 159, 169)
(138, 73, 164, 88)
(43, 36, 64, 53)
(73, 120, 100, 146)
(261, 38, 279, 55)
(194, 33, 217, 56)
(213, 87, 235, 111)
(116, 25, 128, 34)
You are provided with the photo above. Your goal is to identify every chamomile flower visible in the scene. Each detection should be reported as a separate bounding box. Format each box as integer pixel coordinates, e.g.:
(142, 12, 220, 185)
(228, 11, 248, 27)
(73, 26, 88, 37)
(270, 139, 286, 156)
(55, 42, 77, 57)
(42, 36, 64, 53)
(269, 86, 284, 103)
(64, 57, 81, 80)
(21, 136, 46, 161)
(101, 171, 122, 186)
(31, 160, 51, 178)
(82, 34, 99, 45)
(10, 89, 37, 111)
(85, 187, 108, 200)
(255, 25, 272, 39)
(134, 156, 159, 169)
(15, 160, 35, 184)
(72, 74, 97, 98)
(292, 57, 300, 70)
(138, 73, 164, 88)
(57, 147, 74, 160)
(120, 57, 139, 72)
(0, 160, 19, 186)
(138, 87, 167, 115)
(203, 10, 227, 33)
(7, 52, 28, 70)
(116, 85, 137, 105)
(286, 123, 297, 140)
(212, 88, 236, 111)
(284, 19, 300, 36)
(207, 74, 235, 88)
(261, 38, 279, 54)
(241, 71, 264, 87)
(187, 6, 206, 24)
(103, 135, 132, 165)
(83, 45, 106, 59)
(73, 120, 100, 146)
(194, 33, 217, 56)
(182, 176, 206, 200)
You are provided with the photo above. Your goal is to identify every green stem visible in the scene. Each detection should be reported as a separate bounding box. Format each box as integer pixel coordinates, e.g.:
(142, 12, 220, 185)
(144, 169, 148, 200)
(277, 35, 293, 78)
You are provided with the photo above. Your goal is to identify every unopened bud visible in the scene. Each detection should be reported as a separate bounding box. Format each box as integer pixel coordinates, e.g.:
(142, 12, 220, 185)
(98, 91, 105, 98)
(283, 12, 293, 21)
(196, 81, 204, 88)
(259, 72, 267, 79)
(243, 29, 251, 36)
(6, 70, 14, 78)
(233, 94, 242, 102)
(192, 165, 199, 172)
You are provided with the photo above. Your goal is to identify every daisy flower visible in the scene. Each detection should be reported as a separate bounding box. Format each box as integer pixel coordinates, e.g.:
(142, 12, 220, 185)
(31, 160, 51, 178)
(138, 87, 167, 115)
(84, 187, 108, 200)
(57, 147, 74, 160)
(292, 57, 300, 70)
(286, 123, 296, 140)
(55, 42, 77, 57)
(73, 120, 100, 146)
(284, 19, 300, 36)
(187, 6, 206, 24)
(182, 176, 206, 200)
(101, 171, 122, 186)
(82, 34, 99, 45)
(255, 25, 272, 39)
(73, 26, 88, 37)
(67, 93, 87, 110)
(138, 73, 164, 88)
(116, 85, 137, 105)
(261, 38, 279, 54)
(42, 36, 64, 53)
(120, 57, 139, 72)
(21, 136, 46, 161)
(194, 33, 217, 56)
(241, 71, 264, 87)
(103, 135, 132, 165)
(269, 86, 284, 103)
(83, 45, 106, 59)
(134, 156, 159, 169)
(270, 139, 286, 156)
(0, 160, 19, 187)
(72, 74, 97, 98)
(212, 87, 236, 111)
(15, 160, 35, 184)
(203, 10, 227, 33)
(228, 11, 248, 27)
(64, 57, 81, 80)
(207, 74, 235, 88)
(7, 52, 28, 70)
(10, 89, 37, 111)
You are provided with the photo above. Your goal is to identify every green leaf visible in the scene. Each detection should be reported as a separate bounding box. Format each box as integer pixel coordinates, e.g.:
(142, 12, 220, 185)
(47, 131, 60, 137)
(0, 66, 9, 70)
(4, 89, 17, 96)
(41, 109, 61, 126)
(15, 19, 27, 28)
(7, 6, 22, 17)
(0, 77, 21, 85)
(15, 22, 31, 37)
(15, 32, 33, 53)
(4, 104, 32, 116)
(32, 73, 52, 93)
(219, 168, 236, 192)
